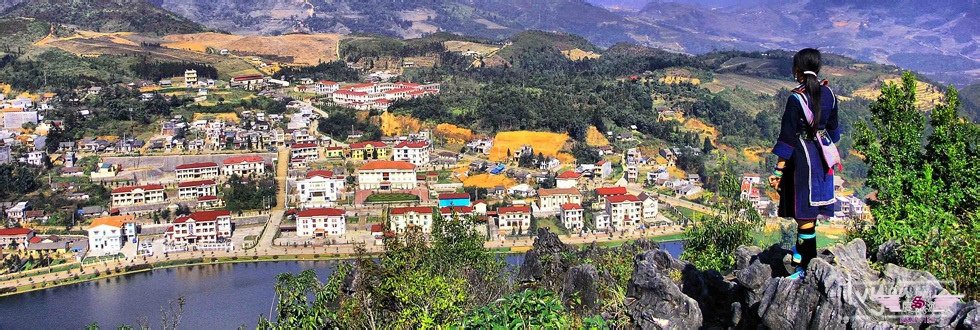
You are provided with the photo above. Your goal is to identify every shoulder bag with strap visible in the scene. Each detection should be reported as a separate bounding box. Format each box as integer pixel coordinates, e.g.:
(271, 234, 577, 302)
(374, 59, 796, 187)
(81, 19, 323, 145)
(792, 92, 843, 174)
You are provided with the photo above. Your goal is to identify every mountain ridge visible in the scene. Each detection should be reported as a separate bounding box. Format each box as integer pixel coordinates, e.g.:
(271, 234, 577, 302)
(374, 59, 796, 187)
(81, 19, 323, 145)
(1, 0, 206, 35)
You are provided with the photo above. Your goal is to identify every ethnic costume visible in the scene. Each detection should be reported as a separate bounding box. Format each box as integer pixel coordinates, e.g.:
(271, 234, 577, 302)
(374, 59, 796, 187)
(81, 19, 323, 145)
(772, 82, 840, 220)
(771, 80, 841, 279)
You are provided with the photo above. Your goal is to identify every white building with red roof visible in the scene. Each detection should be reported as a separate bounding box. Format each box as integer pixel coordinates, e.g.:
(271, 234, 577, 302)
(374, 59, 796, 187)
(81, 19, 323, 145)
(559, 203, 585, 232)
(221, 155, 266, 177)
(556, 170, 582, 189)
(297, 170, 345, 208)
(111, 184, 165, 206)
(332, 82, 441, 110)
(174, 162, 219, 181)
(594, 186, 628, 209)
(497, 205, 531, 233)
(440, 206, 474, 222)
(0, 227, 35, 249)
(297, 208, 346, 237)
(314, 80, 340, 95)
(393, 141, 430, 166)
(356, 160, 417, 190)
(178, 179, 218, 200)
(167, 210, 233, 245)
(196, 195, 222, 210)
(389, 206, 435, 233)
(291, 142, 319, 163)
(230, 74, 264, 90)
(605, 194, 642, 229)
(537, 188, 583, 213)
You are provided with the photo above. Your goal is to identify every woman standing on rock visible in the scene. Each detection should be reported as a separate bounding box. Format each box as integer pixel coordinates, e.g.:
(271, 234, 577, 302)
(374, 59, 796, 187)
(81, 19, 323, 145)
(769, 48, 842, 279)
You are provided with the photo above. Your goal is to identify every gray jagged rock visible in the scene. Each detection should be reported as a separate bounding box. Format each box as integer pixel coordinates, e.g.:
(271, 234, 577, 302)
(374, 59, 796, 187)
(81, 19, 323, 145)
(625, 250, 703, 329)
(562, 264, 600, 315)
(517, 230, 979, 329)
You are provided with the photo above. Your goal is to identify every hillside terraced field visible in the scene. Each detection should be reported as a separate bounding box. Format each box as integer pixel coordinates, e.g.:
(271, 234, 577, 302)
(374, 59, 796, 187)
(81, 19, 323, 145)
(488, 131, 573, 163)
(443, 40, 500, 55)
(704, 74, 798, 95)
(162, 32, 341, 66)
(39, 32, 261, 79)
(852, 76, 944, 110)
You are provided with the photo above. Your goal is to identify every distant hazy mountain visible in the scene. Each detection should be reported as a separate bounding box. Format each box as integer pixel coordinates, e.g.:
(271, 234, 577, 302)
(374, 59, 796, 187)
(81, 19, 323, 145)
(2, 0, 974, 84)
(1, 0, 205, 35)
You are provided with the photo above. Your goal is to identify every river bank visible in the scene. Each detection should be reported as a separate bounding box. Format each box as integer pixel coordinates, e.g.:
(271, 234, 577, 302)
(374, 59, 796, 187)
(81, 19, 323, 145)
(0, 241, 685, 329)
(0, 230, 688, 298)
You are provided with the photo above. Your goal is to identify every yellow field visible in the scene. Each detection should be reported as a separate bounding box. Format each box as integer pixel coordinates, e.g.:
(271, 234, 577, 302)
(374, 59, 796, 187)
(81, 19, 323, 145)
(380, 112, 422, 137)
(162, 32, 342, 66)
(488, 131, 572, 163)
(0, 83, 11, 94)
(434, 123, 473, 144)
(193, 112, 240, 123)
(683, 118, 718, 142)
(585, 126, 609, 147)
(443, 41, 500, 55)
(561, 48, 601, 61)
(660, 75, 701, 85)
(852, 76, 944, 110)
(462, 173, 516, 188)
(742, 147, 766, 164)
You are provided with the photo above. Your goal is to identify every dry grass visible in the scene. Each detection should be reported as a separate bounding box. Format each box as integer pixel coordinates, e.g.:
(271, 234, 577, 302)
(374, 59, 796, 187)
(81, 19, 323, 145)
(380, 112, 422, 137)
(434, 123, 473, 144)
(162, 32, 341, 66)
(193, 112, 240, 124)
(704, 73, 798, 95)
(462, 173, 516, 189)
(488, 131, 573, 163)
(443, 41, 500, 55)
(561, 48, 600, 61)
(852, 76, 944, 110)
(660, 75, 701, 85)
(742, 147, 766, 164)
(585, 126, 610, 147)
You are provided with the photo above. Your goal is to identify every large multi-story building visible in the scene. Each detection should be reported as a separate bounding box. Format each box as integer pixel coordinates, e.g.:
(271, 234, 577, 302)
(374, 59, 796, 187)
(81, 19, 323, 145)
(559, 203, 585, 232)
(594, 186, 628, 208)
(174, 162, 220, 181)
(605, 194, 642, 230)
(497, 206, 531, 233)
(392, 141, 430, 166)
(348, 141, 389, 160)
(167, 210, 233, 245)
(86, 215, 137, 255)
(638, 192, 659, 221)
(111, 184, 166, 206)
(291, 142, 319, 162)
(314, 80, 340, 95)
(296, 208, 346, 237)
(297, 170, 346, 208)
(222, 155, 266, 177)
(537, 188, 583, 213)
(178, 179, 218, 200)
(389, 206, 435, 233)
(332, 82, 440, 110)
(184, 69, 198, 87)
(356, 160, 417, 190)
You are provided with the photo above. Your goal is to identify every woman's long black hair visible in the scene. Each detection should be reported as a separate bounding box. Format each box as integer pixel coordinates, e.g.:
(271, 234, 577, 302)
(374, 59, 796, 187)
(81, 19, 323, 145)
(793, 48, 822, 136)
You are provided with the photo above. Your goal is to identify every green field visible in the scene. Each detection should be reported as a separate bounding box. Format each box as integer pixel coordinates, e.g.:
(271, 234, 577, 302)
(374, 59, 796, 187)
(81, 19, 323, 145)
(365, 193, 419, 203)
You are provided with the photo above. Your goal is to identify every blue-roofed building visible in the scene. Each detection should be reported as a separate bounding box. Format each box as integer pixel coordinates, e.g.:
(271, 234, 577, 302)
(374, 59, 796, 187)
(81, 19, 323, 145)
(438, 192, 471, 208)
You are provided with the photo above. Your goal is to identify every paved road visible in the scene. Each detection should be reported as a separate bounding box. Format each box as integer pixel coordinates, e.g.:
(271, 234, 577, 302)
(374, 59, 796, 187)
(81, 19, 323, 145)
(255, 147, 290, 249)
(625, 183, 719, 216)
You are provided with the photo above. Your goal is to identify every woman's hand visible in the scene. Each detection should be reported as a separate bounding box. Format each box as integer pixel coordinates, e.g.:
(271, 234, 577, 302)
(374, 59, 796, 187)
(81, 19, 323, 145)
(768, 175, 781, 191)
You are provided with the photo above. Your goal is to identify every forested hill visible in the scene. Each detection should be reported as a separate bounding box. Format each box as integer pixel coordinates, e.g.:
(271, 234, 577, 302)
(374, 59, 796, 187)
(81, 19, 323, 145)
(1, 0, 205, 35)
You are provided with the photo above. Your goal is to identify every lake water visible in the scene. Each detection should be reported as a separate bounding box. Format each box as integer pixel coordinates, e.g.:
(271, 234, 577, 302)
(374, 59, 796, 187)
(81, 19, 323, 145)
(0, 241, 683, 329)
